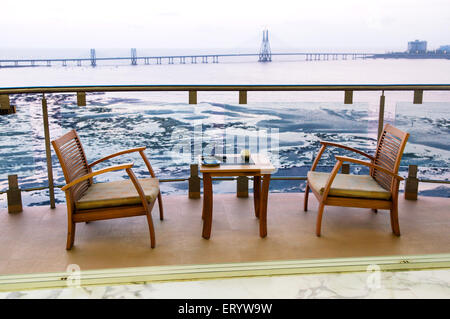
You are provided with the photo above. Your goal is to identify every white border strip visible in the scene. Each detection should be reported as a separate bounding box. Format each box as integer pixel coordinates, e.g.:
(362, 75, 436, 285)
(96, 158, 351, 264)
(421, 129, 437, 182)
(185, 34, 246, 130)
(1, 253, 449, 292)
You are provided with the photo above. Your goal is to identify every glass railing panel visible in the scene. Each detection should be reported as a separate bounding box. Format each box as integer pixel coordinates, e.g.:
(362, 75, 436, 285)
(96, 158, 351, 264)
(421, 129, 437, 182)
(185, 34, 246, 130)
(217, 91, 377, 192)
(392, 90, 450, 196)
(0, 95, 40, 203)
(0, 91, 196, 207)
(1, 88, 448, 208)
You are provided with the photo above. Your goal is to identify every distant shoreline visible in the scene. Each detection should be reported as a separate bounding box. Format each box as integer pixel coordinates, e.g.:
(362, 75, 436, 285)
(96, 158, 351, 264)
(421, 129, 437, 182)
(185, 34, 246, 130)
(373, 53, 450, 59)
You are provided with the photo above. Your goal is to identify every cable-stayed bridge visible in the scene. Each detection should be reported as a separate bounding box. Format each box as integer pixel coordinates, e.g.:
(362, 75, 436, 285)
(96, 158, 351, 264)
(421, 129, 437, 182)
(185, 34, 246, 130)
(0, 30, 376, 68)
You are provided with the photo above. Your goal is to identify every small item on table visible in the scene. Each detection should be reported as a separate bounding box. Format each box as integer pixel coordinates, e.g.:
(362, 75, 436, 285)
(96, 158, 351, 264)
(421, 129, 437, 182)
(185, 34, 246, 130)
(201, 156, 221, 167)
(240, 149, 251, 163)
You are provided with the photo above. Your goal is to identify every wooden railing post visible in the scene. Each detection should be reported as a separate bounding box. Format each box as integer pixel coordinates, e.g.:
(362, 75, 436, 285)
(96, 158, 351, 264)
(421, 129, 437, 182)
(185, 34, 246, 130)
(189, 91, 197, 104)
(0, 94, 15, 115)
(237, 176, 249, 197)
(0, 94, 9, 110)
(239, 90, 247, 104)
(341, 163, 350, 174)
(405, 165, 418, 200)
(413, 90, 423, 104)
(42, 94, 56, 208)
(77, 92, 86, 106)
(344, 90, 353, 104)
(188, 164, 200, 198)
(7, 175, 22, 213)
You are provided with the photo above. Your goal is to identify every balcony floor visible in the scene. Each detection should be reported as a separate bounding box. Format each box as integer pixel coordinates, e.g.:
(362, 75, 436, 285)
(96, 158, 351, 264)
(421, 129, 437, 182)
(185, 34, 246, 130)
(0, 193, 449, 275)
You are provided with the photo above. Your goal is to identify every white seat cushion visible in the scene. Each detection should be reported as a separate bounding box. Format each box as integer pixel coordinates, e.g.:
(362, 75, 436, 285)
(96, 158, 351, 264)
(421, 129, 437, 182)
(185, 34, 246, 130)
(308, 171, 391, 200)
(76, 178, 159, 210)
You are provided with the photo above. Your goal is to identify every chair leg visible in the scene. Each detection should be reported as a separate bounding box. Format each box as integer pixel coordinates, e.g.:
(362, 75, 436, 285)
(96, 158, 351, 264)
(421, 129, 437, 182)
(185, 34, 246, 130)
(66, 222, 76, 250)
(390, 204, 401, 236)
(146, 208, 156, 248)
(316, 203, 325, 236)
(157, 191, 164, 221)
(304, 183, 310, 212)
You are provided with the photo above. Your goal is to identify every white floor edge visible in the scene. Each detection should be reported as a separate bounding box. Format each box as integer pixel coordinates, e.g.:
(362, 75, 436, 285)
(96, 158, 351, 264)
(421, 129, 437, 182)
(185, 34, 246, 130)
(1, 253, 449, 292)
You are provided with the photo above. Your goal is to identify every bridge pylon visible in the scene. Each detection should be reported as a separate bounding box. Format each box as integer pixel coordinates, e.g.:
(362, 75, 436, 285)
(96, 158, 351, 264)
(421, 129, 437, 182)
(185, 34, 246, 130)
(258, 29, 272, 62)
(131, 48, 137, 65)
(90, 49, 96, 67)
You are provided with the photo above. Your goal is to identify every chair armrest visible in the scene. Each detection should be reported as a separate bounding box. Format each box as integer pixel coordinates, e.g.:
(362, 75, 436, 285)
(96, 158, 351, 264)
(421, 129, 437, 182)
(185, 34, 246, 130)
(88, 147, 146, 168)
(61, 163, 134, 191)
(88, 147, 156, 179)
(320, 141, 375, 161)
(334, 156, 404, 181)
(310, 144, 327, 171)
(311, 141, 374, 172)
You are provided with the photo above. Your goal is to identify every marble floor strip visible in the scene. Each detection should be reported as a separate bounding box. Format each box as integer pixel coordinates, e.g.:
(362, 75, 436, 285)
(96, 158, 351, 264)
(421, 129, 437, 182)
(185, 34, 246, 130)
(1, 268, 449, 299)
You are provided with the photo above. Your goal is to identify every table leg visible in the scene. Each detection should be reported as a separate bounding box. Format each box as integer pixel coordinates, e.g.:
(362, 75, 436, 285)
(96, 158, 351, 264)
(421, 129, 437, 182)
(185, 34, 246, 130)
(259, 174, 271, 238)
(202, 189, 205, 220)
(253, 175, 261, 218)
(202, 173, 213, 239)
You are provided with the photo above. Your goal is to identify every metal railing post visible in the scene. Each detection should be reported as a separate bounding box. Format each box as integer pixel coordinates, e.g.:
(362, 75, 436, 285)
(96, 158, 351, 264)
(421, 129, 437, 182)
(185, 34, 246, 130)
(378, 91, 385, 140)
(7, 175, 22, 213)
(405, 165, 419, 200)
(42, 94, 56, 208)
(237, 176, 249, 197)
(188, 164, 200, 198)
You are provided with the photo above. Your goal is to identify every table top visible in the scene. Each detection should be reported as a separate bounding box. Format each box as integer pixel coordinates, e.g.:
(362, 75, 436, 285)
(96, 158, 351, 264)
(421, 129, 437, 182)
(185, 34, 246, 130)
(199, 153, 275, 174)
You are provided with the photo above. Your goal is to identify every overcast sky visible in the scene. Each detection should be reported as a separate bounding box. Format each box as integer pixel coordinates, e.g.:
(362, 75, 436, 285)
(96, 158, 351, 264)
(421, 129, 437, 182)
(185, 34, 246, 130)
(2, 0, 449, 52)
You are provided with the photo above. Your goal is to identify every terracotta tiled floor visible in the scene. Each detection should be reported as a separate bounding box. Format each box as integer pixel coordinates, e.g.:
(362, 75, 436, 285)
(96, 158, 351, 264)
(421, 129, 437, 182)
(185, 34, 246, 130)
(0, 193, 449, 275)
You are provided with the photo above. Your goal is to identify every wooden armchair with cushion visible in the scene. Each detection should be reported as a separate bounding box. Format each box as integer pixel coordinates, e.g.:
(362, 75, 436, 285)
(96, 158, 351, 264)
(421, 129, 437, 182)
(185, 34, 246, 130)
(304, 124, 409, 236)
(52, 129, 163, 250)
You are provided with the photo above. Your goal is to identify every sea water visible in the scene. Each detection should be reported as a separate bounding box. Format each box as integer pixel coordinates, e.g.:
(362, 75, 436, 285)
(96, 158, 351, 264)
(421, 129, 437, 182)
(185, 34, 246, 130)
(0, 51, 449, 207)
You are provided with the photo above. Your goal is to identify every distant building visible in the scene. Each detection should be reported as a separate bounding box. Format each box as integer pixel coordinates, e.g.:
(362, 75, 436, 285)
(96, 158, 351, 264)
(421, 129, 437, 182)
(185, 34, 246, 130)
(438, 45, 450, 53)
(407, 40, 427, 53)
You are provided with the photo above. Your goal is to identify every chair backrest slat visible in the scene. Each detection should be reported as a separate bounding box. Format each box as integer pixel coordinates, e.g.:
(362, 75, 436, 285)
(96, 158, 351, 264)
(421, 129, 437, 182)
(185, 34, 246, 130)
(52, 130, 91, 202)
(372, 124, 409, 191)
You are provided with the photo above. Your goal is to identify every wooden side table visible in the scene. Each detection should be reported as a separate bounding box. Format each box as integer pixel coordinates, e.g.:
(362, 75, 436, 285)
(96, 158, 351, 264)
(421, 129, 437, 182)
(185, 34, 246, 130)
(199, 154, 276, 239)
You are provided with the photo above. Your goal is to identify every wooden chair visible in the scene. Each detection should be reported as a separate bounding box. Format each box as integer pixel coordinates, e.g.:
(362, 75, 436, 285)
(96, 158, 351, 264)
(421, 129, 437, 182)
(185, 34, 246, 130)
(304, 124, 409, 236)
(51, 129, 163, 250)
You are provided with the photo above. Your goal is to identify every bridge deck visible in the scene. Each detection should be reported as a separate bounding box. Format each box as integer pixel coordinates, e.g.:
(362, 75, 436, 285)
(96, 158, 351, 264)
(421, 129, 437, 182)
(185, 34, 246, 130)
(0, 52, 375, 66)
